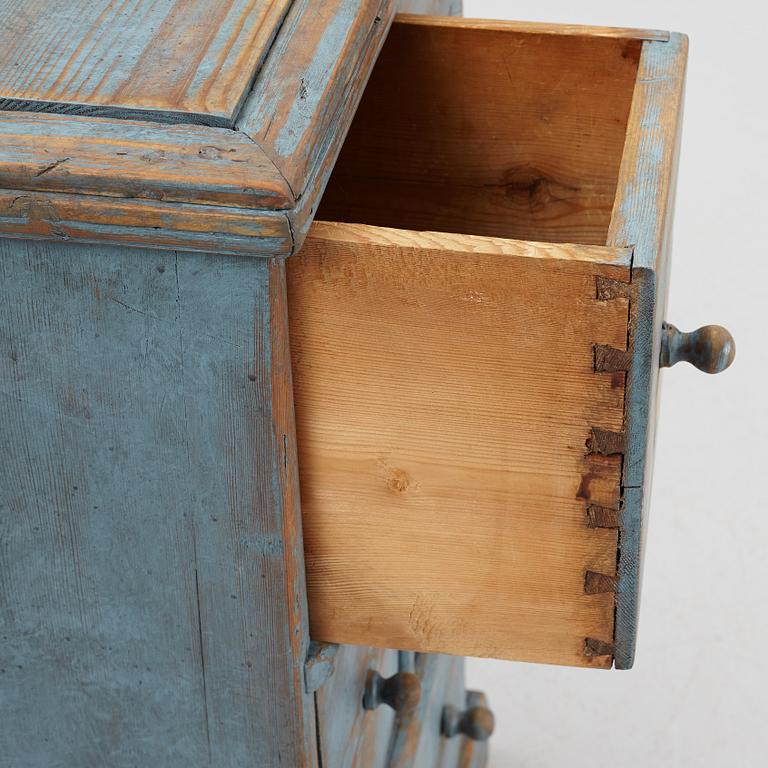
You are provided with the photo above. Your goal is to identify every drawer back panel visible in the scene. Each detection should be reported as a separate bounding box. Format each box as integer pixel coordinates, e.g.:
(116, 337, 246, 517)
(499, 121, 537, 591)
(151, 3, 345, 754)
(318, 19, 641, 246)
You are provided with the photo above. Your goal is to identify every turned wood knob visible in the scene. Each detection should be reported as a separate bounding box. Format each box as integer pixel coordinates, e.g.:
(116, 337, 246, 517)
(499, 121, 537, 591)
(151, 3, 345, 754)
(363, 670, 421, 715)
(441, 703, 495, 741)
(660, 323, 735, 374)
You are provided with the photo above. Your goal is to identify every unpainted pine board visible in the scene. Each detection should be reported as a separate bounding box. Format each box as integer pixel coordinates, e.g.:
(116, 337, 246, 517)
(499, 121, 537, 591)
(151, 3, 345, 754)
(239, 0, 397, 204)
(318, 19, 641, 246)
(0, 111, 293, 208)
(0, 242, 316, 766)
(289, 222, 630, 667)
(0, 0, 292, 125)
(396, 13, 670, 41)
(606, 34, 688, 670)
(315, 645, 397, 768)
(0, 189, 291, 256)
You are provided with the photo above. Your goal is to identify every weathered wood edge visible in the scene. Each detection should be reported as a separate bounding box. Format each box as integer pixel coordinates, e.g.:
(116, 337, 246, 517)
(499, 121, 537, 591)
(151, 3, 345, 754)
(0, 189, 292, 257)
(394, 13, 670, 41)
(239, 0, 398, 245)
(0, 112, 293, 209)
(268, 258, 319, 765)
(0, 99, 236, 128)
(0, 1, 399, 257)
(606, 33, 688, 670)
(307, 220, 634, 269)
(304, 641, 340, 694)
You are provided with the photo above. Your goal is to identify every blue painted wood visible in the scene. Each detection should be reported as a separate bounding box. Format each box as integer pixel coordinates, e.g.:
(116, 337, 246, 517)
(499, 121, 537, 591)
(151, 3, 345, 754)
(315, 644, 397, 768)
(0, 239, 316, 766)
(0, 0, 293, 126)
(388, 654, 468, 768)
(607, 33, 688, 670)
(398, 0, 462, 12)
(0, 2, 396, 258)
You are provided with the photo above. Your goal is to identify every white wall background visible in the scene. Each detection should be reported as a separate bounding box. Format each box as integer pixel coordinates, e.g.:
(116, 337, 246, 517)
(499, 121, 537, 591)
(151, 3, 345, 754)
(462, 1, 767, 766)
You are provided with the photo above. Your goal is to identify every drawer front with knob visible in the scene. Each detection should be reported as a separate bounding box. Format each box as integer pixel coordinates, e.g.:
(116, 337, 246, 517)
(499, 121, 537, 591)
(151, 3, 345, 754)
(289, 16, 735, 670)
(388, 653, 493, 768)
(315, 645, 400, 768)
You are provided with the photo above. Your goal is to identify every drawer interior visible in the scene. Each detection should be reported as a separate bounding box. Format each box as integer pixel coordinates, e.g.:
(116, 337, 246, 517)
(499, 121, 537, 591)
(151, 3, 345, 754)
(318, 17, 642, 246)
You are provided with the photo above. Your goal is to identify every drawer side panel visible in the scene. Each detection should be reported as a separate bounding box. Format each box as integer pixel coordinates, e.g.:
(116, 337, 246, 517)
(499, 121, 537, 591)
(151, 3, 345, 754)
(289, 223, 631, 667)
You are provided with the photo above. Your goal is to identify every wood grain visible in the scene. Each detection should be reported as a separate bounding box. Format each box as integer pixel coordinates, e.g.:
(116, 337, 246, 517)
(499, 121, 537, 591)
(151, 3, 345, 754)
(0, 1, 398, 257)
(0, 189, 291, 256)
(0, 111, 292, 208)
(396, 13, 670, 41)
(239, 0, 398, 201)
(318, 18, 641, 246)
(0, 241, 317, 766)
(0, 0, 292, 125)
(606, 34, 688, 669)
(290, 222, 630, 667)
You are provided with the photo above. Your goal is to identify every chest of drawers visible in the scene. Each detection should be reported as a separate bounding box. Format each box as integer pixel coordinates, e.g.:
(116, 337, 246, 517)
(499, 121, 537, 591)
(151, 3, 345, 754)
(0, 1, 733, 766)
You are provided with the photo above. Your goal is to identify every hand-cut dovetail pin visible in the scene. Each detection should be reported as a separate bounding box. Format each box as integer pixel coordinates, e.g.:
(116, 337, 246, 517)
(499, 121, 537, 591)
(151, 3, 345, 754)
(584, 571, 618, 595)
(586, 427, 626, 456)
(584, 637, 614, 659)
(594, 344, 631, 373)
(586, 505, 621, 529)
(660, 323, 735, 374)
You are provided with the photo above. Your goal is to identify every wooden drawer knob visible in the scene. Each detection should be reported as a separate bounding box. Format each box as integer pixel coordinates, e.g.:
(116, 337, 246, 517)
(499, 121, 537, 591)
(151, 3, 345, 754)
(363, 670, 421, 715)
(441, 703, 495, 741)
(660, 323, 735, 374)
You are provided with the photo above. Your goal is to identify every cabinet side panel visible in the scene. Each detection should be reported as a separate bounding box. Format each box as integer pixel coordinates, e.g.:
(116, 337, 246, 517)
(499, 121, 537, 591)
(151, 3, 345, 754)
(289, 225, 630, 667)
(0, 241, 315, 767)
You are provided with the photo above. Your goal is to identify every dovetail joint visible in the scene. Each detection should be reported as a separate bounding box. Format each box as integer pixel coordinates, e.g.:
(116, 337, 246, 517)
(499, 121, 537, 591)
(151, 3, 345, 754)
(594, 344, 631, 373)
(595, 275, 631, 302)
(584, 637, 614, 659)
(584, 570, 618, 595)
(586, 505, 621, 529)
(586, 427, 627, 456)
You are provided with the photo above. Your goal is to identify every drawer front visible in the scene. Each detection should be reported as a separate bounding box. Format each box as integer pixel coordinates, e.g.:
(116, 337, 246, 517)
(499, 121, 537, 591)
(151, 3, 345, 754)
(316, 645, 398, 768)
(389, 654, 469, 768)
(292, 16, 733, 669)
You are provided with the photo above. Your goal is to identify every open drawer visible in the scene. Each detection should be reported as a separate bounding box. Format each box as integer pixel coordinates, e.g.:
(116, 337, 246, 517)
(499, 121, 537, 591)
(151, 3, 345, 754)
(287, 16, 733, 670)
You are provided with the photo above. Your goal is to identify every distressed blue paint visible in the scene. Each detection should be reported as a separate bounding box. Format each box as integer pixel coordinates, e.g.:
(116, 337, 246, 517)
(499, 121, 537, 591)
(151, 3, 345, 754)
(609, 33, 688, 670)
(0, 192, 292, 257)
(304, 641, 340, 693)
(238, 0, 397, 208)
(388, 654, 469, 768)
(315, 644, 397, 768)
(0, 0, 292, 126)
(0, 239, 316, 766)
(274, 2, 358, 158)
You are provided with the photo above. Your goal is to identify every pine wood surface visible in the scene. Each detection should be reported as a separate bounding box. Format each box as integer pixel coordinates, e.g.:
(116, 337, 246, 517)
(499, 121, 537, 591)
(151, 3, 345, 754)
(0, 111, 292, 208)
(318, 18, 641, 246)
(0, 188, 292, 256)
(0, 1, 398, 257)
(289, 221, 631, 667)
(0, 0, 291, 124)
(396, 13, 669, 40)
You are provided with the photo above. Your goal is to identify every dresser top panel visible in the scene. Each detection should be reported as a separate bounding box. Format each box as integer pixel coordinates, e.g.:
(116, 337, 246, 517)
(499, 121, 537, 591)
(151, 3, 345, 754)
(0, 0, 291, 125)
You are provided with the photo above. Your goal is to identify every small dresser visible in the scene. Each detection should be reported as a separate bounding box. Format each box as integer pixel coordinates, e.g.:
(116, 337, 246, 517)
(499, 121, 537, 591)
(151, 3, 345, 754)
(0, 1, 734, 766)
